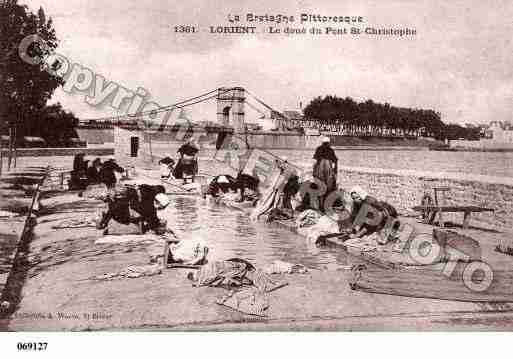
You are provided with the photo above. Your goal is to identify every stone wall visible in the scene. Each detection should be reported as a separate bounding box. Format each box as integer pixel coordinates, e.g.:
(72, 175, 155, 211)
(451, 139, 513, 150)
(337, 166, 513, 232)
(76, 128, 114, 144)
(246, 132, 321, 149)
(0, 147, 113, 157)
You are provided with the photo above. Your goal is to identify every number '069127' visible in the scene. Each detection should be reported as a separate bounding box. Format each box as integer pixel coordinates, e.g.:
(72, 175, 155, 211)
(17, 342, 48, 351)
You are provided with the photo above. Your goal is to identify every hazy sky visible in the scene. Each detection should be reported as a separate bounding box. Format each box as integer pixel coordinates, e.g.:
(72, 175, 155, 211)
(22, 0, 513, 126)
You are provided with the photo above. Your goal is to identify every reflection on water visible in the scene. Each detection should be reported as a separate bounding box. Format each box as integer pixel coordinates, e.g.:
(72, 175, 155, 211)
(163, 195, 350, 270)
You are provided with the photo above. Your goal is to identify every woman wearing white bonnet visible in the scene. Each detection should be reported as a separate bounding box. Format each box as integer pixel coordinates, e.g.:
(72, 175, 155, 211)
(203, 174, 238, 199)
(350, 186, 368, 201)
(348, 186, 399, 242)
(154, 192, 170, 209)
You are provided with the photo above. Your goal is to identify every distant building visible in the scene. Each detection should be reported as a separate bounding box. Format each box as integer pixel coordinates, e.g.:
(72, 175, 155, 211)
(196, 120, 218, 128)
(21, 136, 47, 148)
(488, 121, 513, 142)
(245, 123, 262, 131)
(282, 110, 303, 121)
(273, 109, 305, 130)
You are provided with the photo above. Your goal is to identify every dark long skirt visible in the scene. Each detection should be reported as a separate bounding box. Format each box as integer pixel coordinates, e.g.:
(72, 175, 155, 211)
(173, 158, 198, 179)
(313, 159, 336, 194)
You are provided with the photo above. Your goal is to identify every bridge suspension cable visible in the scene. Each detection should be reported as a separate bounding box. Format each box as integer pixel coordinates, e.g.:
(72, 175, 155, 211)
(244, 89, 286, 119)
(79, 87, 287, 126)
(80, 87, 232, 123)
(245, 99, 267, 118)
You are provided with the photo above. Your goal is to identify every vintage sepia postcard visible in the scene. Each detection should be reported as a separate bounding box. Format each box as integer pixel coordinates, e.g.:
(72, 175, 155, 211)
(1, 0, 513, 344)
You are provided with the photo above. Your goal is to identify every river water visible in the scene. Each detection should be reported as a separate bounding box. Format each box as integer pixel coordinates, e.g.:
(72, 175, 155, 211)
(163, 195, 351, 271)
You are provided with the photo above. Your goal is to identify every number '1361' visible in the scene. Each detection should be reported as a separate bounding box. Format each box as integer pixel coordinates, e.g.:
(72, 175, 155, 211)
(174, 26, 197, 33)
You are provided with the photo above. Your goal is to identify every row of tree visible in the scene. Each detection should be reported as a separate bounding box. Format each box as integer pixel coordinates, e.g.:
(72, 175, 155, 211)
(1, 1, 79, 148)
(302, 95, 480, 140)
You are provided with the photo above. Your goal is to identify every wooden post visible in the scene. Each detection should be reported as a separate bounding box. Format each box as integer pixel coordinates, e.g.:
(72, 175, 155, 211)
(462, 211, 471, 230)
(147, 130, 153, 163)
(13, 124, 17, 168)
(0, 125, 3, 176)
(7, 125, 12, 170)
(438, 211, 445, 228)
(163, 240, 170, 268)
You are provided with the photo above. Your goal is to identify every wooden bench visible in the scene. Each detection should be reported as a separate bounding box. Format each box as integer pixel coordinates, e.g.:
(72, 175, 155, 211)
(414, 185, 494, 229)
(412, 204, 494, 229)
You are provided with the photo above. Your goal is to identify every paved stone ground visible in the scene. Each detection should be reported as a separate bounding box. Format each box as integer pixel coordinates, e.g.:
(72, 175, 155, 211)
(0, 166, 48, 295)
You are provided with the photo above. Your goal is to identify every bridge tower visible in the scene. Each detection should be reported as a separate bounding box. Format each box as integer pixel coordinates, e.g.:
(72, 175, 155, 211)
(216, 87, 245, 133)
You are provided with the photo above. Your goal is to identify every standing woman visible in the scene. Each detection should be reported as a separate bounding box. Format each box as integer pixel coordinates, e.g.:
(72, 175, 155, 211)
(312, 136, 338, 202)
(175, 139, 199, 184)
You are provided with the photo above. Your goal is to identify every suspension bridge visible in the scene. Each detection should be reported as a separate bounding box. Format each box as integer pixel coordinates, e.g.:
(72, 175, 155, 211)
(77, 87, 299, 133)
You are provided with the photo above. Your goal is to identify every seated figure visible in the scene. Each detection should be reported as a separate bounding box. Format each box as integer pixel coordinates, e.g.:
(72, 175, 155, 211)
(87, 158, 103, 185)
(69, 153, 89, 191)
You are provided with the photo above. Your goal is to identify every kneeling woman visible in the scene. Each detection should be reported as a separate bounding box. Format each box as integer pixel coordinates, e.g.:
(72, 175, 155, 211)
(205, 175, 238, 198)
(204, 173, 260, 203)
(159, 157, 175, 179)
(97, 184, 171, 234)
(349, 186, 399, 241)
(235, 172, 260, 203)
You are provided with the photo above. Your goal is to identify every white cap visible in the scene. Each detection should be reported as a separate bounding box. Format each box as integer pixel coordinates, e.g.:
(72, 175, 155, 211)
(321, 136, 330, 143)
(217, 175, 229, 184)
(282, 156, 288, 162)
(154, 193, 170, 208)
(350, 186, 368, 200)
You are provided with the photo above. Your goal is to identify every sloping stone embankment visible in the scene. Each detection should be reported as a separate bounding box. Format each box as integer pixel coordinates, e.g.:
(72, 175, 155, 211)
(338, 166, 513, 232)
